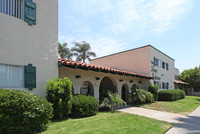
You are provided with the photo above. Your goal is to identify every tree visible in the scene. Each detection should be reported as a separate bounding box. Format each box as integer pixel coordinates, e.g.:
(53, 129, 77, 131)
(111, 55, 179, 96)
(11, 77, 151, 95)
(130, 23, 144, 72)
(71, 41, 96, 63)
(100, 91, 126, 112)
(58, 42, 73, 60)
(180, 66, 200, 91)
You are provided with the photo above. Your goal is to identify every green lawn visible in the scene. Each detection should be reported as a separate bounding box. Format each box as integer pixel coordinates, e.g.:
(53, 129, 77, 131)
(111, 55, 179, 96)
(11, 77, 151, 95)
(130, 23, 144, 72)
(40, 112, 172, 134)
(139, 96, 200, 115)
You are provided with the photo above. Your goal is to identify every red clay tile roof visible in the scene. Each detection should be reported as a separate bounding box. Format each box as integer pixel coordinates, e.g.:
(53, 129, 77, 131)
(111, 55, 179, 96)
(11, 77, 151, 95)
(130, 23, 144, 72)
(174, 80, 189, 85)
(58, 58, 153, 79)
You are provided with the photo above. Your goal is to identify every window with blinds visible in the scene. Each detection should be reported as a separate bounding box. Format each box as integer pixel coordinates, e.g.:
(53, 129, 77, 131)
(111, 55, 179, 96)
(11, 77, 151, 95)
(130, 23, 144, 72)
(0, 0, 24, 19)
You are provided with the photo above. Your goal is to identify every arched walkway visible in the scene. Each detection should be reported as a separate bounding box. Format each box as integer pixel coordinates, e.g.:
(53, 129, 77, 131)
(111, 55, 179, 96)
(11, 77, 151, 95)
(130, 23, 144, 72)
(121, 83, 129, 101)
(99, 76, 117, 102)
(80, 81, 94, 96)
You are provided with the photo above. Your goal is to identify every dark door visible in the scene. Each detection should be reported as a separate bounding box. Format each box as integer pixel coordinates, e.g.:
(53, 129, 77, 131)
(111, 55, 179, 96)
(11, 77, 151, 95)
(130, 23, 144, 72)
(122, 85, 126, 101)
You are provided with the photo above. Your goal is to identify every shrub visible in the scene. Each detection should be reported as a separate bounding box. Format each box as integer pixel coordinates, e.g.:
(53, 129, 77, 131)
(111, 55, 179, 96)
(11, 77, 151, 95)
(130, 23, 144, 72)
(158, 89, 185, 101)
(71, 95, 99, 118)
(100, 91, 126, 112)
(131, 85, 154, 104)
(0, 89, 53, 134)
(148, 84, 159, 101)
(141, 90, 155, 103)
(45, 77, 72, 119)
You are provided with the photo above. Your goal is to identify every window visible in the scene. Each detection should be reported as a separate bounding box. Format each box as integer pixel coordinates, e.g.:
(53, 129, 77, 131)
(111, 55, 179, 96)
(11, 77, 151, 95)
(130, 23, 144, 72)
(0, 0, 36, 25)
(153, 57, 169, 70)
(154, 57, 160, 67)
(162, 82, 165, 89)
(80, 81, 94, 96)
(166, 82, 169, 89)
(158, 60, 161, 67)
(162, 62, 165, 69)
(166, 63, 169, 70)
(155, 81, 161, 89)
(162, 82, 169, 89)
(0, 0, 24, 19)
(0, 64, 24, 87)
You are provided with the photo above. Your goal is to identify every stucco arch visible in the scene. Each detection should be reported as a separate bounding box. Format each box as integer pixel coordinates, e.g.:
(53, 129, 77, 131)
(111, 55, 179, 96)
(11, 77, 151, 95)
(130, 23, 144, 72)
(121, 83, 129, 101)
(99, 76, 118, 102)
(80, 81, 94, 96)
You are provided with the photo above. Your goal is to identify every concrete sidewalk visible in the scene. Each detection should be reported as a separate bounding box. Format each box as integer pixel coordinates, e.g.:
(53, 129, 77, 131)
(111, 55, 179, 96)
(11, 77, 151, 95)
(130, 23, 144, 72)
(118, 107, 186, 124)
(166, 106, 200, 134)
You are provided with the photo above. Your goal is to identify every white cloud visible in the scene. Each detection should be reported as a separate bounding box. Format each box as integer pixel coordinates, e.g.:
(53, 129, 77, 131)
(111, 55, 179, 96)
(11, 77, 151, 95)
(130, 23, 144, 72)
(59, 33, 126, 59)
(110, 0, 193, 35)
(59, 0, 194, 59)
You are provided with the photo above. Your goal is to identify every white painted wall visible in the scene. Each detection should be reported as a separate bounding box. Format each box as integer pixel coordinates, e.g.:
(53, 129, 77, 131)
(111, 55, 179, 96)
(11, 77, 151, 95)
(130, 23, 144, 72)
(59, 67, 151, 100)
(150, 47, 175, 90)
(0, 0, 58, 97)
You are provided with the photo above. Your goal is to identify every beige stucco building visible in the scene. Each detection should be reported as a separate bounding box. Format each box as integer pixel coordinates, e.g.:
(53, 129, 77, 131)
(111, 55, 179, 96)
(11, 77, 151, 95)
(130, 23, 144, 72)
(91, 45, 176, 90)
(0, 0, 58, 97)
(58, 59, 152, 101)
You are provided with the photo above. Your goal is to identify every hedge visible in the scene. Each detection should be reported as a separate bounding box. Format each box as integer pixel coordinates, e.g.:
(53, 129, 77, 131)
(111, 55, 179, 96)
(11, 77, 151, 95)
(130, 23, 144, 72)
(71, 95, 99, 118)
(0, 89, 53, 134)
(158, 89, 185, 101)
(148, 84, 159, 101)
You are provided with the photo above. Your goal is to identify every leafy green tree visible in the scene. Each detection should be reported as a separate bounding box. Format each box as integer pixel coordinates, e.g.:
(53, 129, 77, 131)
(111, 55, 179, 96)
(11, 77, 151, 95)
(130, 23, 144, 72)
(58, 42, 73, 60)
(180, 66, 200, 91)
(71, 41, 96, 63)
(100, 91, 126, 112)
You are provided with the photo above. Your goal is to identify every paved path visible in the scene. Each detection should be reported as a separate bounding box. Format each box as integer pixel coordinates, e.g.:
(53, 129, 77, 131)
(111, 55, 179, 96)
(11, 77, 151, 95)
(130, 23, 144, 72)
(118, 107, 186, 124)
(166, 106, 200, 134)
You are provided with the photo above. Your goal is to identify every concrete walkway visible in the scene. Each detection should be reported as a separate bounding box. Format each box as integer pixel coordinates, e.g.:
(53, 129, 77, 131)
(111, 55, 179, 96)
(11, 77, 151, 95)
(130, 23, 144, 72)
(118, 107, 186, 124)
(166, 106, 200, 134)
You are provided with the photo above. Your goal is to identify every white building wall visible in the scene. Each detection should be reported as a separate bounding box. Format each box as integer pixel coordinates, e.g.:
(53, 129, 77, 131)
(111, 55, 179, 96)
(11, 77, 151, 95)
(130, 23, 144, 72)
(59, 67, 151, 100)
(150, 47, 175, 90)
(0, 0, 58, 97)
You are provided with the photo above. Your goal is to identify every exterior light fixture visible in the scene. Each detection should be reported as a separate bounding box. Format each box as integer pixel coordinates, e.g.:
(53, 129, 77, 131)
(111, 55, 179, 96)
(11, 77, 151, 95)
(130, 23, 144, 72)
(138, 81, 142, 83)
(96, 77, 100, 80)
(130, 80, 134, 83)
(76, 75, 81, 79)
(119, 79, 123, 82)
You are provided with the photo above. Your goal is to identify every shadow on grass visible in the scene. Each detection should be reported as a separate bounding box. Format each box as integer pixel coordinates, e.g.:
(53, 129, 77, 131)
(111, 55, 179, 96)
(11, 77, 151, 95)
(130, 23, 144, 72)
(195, 98, 200, 102)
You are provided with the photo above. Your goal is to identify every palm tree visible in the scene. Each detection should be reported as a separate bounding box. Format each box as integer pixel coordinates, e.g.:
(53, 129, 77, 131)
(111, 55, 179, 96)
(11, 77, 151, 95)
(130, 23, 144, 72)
(71, 41, 96, 63)
(58, 42, 73, 60)
(100, 91, 126, 112)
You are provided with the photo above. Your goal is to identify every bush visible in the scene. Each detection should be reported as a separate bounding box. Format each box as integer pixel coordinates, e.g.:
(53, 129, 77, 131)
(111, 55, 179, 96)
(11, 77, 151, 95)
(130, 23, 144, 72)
(71, 95, 99, 118)
(100, 91, 126, 112)
(141, 90, 155, 103)
(45, 77, 72, 119)
(0, 89, 53, 134)
(148, 84, 159, 101)
(131, 85, 154, 104)
(158, 89, 185, 101)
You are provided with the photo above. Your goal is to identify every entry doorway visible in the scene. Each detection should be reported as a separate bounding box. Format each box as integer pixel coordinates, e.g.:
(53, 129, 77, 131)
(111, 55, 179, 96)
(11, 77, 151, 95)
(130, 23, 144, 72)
(99, 76, 117, 102)
(121, 84, 128, 101)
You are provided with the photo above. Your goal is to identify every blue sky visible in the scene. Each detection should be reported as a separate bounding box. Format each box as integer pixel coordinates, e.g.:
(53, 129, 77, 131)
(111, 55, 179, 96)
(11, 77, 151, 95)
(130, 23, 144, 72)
(59, 0, 200, 72)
